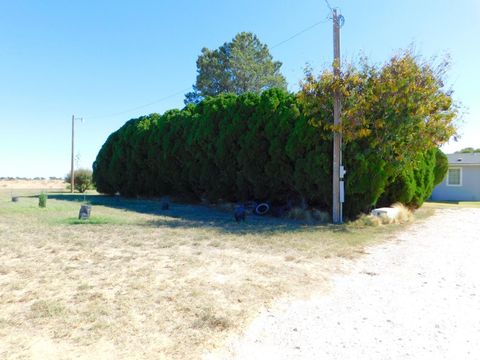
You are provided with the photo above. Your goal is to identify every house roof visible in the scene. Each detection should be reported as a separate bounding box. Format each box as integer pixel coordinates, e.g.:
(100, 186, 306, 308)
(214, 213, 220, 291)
(447, 153, 480, 165)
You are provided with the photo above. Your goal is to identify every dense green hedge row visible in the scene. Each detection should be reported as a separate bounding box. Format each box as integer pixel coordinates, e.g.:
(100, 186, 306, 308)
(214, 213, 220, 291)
(93, 89, 447, 218)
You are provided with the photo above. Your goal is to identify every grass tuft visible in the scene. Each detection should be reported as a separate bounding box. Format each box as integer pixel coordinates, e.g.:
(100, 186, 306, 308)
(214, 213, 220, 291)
(287, 207, 313, 222)
(311, 209, 331, 223)
(192, 308, 231, 331)
(30, 300, 66, 318)
(215, 202, 236, 213)
(392, 202, 414, 223)
(287, 207, 331, 223)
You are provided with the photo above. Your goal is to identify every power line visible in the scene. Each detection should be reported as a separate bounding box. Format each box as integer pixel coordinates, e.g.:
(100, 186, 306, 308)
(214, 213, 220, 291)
(271, 19, 329, 50)
(323, 0, 333, 12)
(86, 87, 191, 120)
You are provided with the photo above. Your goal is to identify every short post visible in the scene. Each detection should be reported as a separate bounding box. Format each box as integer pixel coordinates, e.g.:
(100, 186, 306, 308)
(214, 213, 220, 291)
(78, 205, 91, 220)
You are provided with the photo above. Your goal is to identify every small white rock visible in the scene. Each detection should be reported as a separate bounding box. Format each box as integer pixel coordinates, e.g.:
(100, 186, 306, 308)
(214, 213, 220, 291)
(371, 207, 400, 219)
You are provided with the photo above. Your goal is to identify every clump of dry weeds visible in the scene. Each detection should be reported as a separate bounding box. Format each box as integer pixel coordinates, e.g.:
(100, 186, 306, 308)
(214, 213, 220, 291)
(192, 308, 231, 331)
(392, 202, 414, 223)
(352, 203, 414, 227)
(287, 207, 330, 223)
(30, 300, 66, 318)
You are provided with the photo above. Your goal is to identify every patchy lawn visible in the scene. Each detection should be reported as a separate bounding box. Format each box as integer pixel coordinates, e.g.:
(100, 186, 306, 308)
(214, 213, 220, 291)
(0, 190, 427, 359)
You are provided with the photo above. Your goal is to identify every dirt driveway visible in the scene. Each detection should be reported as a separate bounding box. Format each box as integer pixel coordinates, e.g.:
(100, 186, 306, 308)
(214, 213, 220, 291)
(206, 208, 480, 359)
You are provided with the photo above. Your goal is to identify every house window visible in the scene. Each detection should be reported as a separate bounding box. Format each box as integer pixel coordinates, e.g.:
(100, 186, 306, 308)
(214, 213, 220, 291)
(447, 168, 462, 186)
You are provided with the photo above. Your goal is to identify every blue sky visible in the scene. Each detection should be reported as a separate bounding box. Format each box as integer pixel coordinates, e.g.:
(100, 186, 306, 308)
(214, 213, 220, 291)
(1, 0, 479, 177)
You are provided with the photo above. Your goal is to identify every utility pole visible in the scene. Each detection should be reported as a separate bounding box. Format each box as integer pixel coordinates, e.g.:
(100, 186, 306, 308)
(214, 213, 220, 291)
(70, 115, 83, 194)
(332, 8, 344, 224)
(71, 115, 75, 193)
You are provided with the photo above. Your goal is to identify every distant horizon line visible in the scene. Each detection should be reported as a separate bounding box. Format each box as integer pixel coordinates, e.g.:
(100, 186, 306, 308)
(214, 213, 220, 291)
(0, 176, 65, 180)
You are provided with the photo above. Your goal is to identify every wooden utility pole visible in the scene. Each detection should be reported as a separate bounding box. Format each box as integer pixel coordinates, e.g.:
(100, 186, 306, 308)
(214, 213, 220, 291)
(71, 115, 75, 193)
(332, 9, 343, 223)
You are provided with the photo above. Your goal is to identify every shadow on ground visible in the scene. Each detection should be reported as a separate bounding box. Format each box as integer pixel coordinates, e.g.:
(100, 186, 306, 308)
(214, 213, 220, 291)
(45, 194, 343, 235)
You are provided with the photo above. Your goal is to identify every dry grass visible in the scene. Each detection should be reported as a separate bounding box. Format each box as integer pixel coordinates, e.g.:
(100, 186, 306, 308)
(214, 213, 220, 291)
(424, 200, 480, 208)
(0, 189, 425, 359)
(392, 202, 415, 222)
(351, 203, 415, 227)
(0, 179, 66, 190)
(287, 207, 331, 223)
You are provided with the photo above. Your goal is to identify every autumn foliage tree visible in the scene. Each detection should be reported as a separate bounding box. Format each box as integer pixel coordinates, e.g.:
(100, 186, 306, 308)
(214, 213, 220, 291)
(298, 51, 457, 213)
(299, 52, 456, 161)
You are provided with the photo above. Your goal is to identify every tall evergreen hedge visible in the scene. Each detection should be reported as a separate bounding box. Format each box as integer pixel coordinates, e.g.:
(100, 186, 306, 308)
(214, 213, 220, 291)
(378, 149, 447, 209)
(93, 88, 447, 218)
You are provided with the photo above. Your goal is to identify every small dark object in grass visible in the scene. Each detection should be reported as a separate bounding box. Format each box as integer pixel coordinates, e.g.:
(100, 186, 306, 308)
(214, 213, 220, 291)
(255, 203, 270, 215)
(11, 196, 19, 202)
(78, 205, 91, 220)
(38, 193, 47, 208)
(234, 205, 246, 222)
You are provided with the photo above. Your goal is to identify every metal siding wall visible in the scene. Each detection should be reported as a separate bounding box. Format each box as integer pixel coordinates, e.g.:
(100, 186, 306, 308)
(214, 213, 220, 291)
(431, 166, 480, 201)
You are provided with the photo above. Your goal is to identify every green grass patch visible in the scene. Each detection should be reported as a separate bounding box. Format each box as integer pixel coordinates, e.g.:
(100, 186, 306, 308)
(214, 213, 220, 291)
(30, 300, 66, 318)
(0, 191, 138, 226)
(61, 216, 127, 225)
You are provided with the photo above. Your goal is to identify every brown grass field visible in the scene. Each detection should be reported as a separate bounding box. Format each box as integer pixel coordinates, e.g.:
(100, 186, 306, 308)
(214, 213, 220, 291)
(0, 181, 432, 359)
(0, 179, 67, 190)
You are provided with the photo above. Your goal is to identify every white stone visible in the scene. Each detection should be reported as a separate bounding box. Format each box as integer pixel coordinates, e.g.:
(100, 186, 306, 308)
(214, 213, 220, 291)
(370, 207, 400, 219)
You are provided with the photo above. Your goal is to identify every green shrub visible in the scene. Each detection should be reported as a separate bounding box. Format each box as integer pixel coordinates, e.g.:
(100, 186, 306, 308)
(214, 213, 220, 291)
(378, 148, 447, 208)
(65, 169, 94, 193)
(433, 150, 449, 185)
(38, 192, 47, 208)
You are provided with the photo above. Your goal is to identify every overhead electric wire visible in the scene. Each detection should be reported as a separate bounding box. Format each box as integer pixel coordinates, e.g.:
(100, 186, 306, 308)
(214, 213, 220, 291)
(323, 0, 333, 12)
(85, 18, 330, 121)
(86, 87, 191, 120)
(270, 18, 329, 50)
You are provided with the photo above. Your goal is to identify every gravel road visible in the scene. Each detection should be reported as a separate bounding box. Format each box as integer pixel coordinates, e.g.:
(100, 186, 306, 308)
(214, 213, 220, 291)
(207, 208, 480, 359)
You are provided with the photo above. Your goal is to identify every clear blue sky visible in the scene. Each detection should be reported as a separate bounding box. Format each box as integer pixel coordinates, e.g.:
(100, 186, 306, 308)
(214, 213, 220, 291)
(1, 0, 479, 177)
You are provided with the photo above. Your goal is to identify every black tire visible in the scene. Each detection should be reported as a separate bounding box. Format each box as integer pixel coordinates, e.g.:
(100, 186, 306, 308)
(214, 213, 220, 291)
(255, 203, 270, 215)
